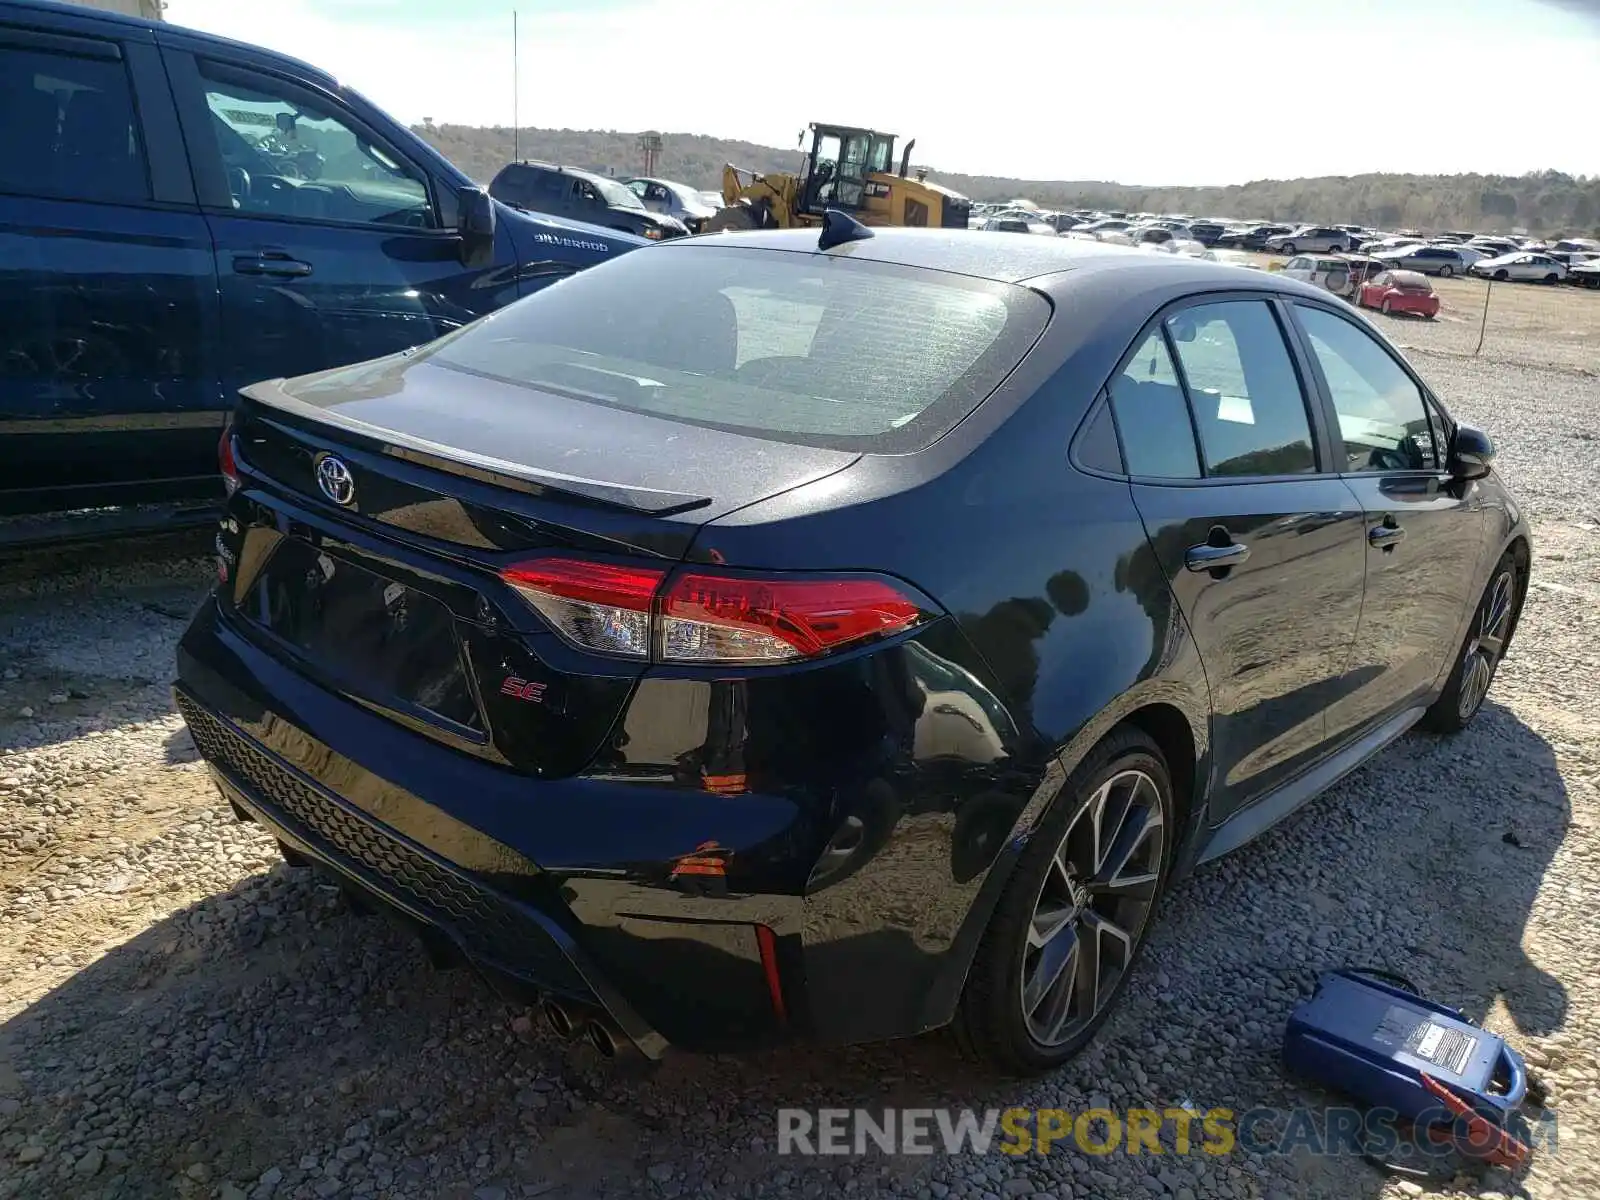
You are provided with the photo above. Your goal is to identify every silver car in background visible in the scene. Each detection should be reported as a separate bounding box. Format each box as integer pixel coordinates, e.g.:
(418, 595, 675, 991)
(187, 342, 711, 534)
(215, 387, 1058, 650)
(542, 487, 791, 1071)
(625, 177, 721, 233)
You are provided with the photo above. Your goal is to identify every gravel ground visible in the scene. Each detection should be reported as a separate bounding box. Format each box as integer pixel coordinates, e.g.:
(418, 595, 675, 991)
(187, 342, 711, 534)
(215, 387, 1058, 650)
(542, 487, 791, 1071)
(1, 352, 1597, 1200)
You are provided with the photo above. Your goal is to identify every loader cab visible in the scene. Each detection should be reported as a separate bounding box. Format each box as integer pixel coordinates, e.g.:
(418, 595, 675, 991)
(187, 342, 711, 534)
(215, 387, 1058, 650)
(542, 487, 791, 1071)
(800, 123, 896, 215)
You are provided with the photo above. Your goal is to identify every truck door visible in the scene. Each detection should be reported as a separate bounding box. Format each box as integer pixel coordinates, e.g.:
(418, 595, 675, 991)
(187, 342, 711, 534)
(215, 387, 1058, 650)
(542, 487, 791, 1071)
(0, 18, 220, 514)
(160, 42, 519, 398)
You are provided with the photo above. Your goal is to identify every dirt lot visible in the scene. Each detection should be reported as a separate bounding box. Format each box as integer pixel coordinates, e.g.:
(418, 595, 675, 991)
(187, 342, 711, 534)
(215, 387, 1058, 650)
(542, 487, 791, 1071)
(1, 349, 1598, 1200)
(1248, 253, 1600, 373)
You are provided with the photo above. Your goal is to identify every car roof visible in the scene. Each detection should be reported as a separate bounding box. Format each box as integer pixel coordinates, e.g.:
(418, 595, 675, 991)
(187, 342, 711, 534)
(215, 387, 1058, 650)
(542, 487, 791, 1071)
(1, 0, 333, 85)
(676, 227, 1339, 301)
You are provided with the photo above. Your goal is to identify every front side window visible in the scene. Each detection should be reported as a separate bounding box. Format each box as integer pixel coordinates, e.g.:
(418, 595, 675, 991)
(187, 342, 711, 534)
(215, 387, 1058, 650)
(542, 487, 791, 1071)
(1166, 301, 1316, 477)
(1296, 306, 1438, 472)
(200, 64, 433, 228)
(378, 246, 1050, 453)
(1108, 331, 1200, 479)
(0, 44, 148, 202)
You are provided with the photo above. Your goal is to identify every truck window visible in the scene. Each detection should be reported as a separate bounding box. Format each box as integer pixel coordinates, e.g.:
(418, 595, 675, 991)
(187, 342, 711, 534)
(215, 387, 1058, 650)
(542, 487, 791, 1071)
(0, 44, 148, 203)
(197, 62, 434, 229)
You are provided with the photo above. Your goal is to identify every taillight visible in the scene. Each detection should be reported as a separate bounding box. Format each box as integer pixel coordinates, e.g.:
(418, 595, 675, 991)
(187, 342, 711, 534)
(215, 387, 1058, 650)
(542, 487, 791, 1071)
(498, 559, 927, 664)
(218, 423, 240, 495)
(659, 573, 921, 663)
(502, 560, 666, 658)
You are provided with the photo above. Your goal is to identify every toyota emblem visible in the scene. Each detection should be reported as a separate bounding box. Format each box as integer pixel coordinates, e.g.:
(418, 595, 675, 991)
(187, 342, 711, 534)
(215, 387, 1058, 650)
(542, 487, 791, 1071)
(314, 454, 356, 507)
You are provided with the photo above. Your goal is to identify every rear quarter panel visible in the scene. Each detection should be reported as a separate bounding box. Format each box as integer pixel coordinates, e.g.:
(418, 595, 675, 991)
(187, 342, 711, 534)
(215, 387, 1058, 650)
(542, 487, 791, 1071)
(687, 273, 1216, 1033)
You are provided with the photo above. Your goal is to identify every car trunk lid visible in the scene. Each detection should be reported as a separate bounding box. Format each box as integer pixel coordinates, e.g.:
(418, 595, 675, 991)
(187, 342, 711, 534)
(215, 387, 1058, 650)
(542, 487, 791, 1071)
(221, 358, 859, 777)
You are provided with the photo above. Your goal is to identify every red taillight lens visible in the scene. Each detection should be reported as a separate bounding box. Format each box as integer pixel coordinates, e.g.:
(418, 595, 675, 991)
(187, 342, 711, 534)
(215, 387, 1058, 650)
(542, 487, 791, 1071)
(501, 559, 666, 658)
(218, 424, 240, 495)
(498, 559, 925, 664)
(659, 573, 922, 663)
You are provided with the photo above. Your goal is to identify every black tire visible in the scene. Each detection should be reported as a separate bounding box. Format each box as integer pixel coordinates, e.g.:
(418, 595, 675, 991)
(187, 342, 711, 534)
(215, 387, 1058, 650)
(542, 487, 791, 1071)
(1329, 244, 1345, 254)
(1493, 269, 1509, 281)
(1279, 242, 1296, 256)
(1439, 264, 1454, 278)
(954, 726, 1174, 1074)
(1420, 551, 1522, 734)
(1545, 273, 1559, 284)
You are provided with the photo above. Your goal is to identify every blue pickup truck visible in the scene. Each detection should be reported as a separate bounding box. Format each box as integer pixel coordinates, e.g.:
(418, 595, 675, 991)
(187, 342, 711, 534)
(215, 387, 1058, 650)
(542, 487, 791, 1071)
(0, 0, 642, 527)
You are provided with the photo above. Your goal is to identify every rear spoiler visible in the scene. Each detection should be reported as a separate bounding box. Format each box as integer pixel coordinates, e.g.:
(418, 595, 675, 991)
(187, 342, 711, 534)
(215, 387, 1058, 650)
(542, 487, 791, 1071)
(240, 383, 714, 517)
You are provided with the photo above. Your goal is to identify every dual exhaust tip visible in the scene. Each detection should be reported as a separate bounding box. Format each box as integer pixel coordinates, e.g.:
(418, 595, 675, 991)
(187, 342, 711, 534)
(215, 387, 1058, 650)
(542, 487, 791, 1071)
(541, 997, 624, 1058)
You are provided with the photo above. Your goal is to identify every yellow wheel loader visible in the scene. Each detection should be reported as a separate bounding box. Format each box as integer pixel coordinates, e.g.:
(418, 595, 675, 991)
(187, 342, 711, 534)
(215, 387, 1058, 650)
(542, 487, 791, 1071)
(706, 123, 971, 233)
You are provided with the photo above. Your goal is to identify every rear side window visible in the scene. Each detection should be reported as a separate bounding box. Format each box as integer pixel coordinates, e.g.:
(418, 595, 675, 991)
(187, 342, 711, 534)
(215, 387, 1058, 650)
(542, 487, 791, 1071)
(420, 245, 1050, 453)
(1166, 300, 1316, 477)
(0, 44, 148, 203)
(1107, 331, 1200, 478)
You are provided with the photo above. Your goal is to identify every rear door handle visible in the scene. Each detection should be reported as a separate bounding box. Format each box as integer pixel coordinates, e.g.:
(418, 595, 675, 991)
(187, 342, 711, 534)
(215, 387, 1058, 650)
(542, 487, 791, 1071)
(1368, 522, 1406, 548)
(233, 253, 312, 278)
(1184, 539, 1251, 572)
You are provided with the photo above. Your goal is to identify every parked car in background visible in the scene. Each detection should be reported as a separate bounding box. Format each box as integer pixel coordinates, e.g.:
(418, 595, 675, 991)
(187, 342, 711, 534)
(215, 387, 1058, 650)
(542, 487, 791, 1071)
(1373, 245, 1467, 276)
(1547, 250, 1599, 269)
(1119, 224, 1195, 250)
(1358, 269, 1441, 318)
(1266, 226, 1355, 254)
(1211, 249, 1265, 270)
(983, 216, 1053, 234)
(1551, 237, 1600, 254)
(1568, 259, 1600, 288)
(1359, 235, 1424, 254)
(490, 162, 688, 240)
(0, 0, 641, 526)
(1468, 238, 1521, 259)
(178, 227, 1529, 1076)
(1470, 252, 1567, 283)
(1447, 245, 1491, 270)
(1280, 253, 1377, 296)
(625, 177, 719, 233)
(1076, 218, 1134, 239)
(1185, 222, 1225, 245)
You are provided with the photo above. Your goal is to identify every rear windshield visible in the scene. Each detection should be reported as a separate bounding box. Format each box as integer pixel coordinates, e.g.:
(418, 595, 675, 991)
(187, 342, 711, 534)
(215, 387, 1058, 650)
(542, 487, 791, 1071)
(422, 245, 1051, 452)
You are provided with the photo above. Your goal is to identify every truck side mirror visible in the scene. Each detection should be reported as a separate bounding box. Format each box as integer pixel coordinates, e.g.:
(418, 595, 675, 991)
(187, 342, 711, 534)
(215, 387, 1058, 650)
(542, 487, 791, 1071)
(458, 186, 495, 268)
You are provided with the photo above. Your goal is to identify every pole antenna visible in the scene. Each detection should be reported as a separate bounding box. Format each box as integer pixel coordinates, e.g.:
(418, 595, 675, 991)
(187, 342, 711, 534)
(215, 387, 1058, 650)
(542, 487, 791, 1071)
(512, 10, 520, 162)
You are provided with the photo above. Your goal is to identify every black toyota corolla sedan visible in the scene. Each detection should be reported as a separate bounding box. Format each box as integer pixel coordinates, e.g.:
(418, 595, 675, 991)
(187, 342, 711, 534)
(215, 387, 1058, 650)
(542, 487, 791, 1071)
(176, 221, 1530, 1073)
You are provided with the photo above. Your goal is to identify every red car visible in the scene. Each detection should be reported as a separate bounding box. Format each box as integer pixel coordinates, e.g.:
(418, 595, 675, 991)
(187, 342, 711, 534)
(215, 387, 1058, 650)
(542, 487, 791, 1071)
(1358, 269, 1441, 318)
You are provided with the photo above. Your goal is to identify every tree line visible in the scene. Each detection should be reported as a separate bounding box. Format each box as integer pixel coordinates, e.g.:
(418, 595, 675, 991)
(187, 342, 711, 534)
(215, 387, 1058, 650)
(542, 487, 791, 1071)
(413, 123, 1600, 237)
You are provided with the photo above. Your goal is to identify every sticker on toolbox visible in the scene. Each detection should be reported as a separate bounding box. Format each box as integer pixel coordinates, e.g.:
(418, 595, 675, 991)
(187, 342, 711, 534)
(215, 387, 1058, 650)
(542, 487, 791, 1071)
(1372, 1004, 1422, 1047)
(1405, 1019, 1477, 1075)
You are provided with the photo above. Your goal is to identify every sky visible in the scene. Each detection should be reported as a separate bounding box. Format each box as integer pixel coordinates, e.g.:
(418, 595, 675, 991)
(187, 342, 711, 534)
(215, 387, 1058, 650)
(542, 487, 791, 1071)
(161, 0, 1600, 186)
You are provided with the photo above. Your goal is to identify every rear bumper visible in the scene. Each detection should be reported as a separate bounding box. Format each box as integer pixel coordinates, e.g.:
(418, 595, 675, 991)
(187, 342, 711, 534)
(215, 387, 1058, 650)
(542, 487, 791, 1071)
(175, 593, 1044, 1053)
(176, 689, 667, 1056)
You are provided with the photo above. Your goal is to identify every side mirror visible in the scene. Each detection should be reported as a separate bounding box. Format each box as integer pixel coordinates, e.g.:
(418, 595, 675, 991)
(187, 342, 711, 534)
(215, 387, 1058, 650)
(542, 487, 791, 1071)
(1448, 422, 1495, 481)
(457, 186, 495, 268)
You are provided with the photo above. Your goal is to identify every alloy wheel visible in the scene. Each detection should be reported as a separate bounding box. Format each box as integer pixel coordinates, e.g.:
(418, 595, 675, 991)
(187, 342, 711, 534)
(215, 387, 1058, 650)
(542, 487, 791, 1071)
(1458, 569, 1515, 720)
(1020, 769, 1165, 1047)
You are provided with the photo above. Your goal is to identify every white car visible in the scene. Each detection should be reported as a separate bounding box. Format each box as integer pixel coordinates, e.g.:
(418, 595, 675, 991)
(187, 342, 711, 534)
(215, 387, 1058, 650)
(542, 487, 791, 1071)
(1281, 253, 1361, 295)
(1211, 249, 1264, 270)
(1470, 252, 1568, 283)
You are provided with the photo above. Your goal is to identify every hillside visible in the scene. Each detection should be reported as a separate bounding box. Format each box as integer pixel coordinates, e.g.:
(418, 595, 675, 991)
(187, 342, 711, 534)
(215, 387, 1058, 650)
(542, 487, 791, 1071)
(413, 123, 1600, 236)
